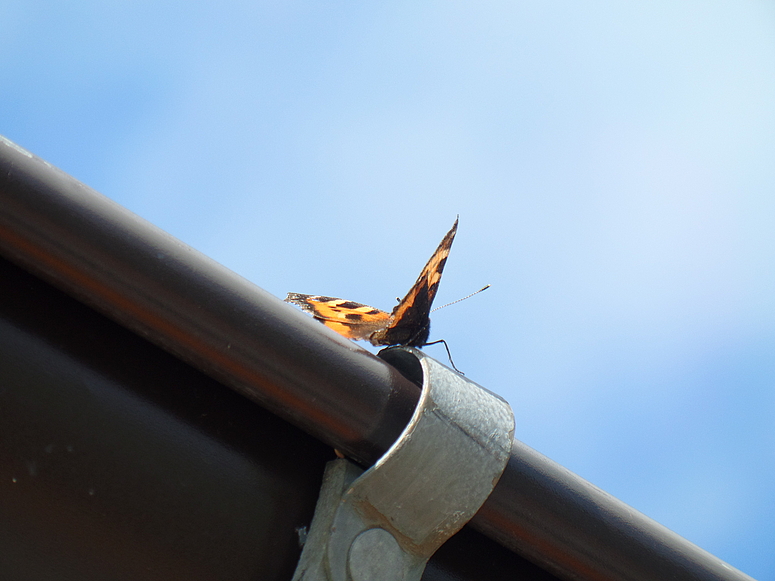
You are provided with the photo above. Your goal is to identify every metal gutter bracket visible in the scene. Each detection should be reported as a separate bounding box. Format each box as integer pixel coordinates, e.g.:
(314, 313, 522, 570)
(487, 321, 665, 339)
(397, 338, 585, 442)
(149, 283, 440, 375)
(293, 347, 515, 581)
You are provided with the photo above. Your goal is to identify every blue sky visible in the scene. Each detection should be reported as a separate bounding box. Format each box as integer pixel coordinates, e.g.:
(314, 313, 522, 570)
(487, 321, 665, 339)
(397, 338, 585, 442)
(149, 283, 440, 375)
(3, 1, 775, 577)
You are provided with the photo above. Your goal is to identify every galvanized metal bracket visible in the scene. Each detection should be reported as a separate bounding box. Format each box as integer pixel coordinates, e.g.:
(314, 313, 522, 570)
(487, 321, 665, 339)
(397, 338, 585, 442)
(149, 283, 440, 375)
(292, 347, 515, 581)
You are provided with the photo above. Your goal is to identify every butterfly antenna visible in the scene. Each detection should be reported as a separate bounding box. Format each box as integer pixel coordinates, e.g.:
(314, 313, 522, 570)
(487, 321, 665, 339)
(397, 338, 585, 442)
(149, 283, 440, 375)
(431, 285, 490, 312)
(423, 339, 464, 374)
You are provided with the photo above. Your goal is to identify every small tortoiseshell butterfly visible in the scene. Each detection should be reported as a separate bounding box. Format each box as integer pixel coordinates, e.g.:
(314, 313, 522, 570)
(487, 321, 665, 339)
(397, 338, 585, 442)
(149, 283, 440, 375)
(285, 217, 461, 365)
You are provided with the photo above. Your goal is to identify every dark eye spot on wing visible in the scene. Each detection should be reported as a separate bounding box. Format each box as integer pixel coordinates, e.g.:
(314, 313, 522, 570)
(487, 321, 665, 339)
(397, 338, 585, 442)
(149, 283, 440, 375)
(366, 309, 381, 315)
(336, 301, 362, 309)
(345, 313, 363, 321)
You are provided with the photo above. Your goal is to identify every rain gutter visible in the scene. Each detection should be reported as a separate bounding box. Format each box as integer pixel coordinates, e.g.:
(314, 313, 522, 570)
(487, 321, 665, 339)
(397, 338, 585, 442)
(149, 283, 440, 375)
(0, 136, 756, 581)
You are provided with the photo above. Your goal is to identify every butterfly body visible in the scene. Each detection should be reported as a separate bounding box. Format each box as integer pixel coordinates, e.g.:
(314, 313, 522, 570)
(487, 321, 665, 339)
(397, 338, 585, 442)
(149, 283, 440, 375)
(285, 218, 458, 349)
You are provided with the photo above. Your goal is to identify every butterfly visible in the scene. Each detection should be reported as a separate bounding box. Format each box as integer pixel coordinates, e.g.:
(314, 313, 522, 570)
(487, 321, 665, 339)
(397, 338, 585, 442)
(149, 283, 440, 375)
(285, 217, 463, 368)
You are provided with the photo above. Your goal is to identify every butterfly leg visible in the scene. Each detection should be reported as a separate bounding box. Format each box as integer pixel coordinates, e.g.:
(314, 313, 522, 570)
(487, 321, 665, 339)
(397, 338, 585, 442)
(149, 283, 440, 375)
(422, 339, 464, 375)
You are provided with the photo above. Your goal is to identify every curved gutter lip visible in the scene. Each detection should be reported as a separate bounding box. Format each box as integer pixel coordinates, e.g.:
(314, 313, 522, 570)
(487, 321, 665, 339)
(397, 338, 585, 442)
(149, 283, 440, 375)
(0, 136, 755, 581)
(475, 439, 755, 581)
(0, 135, 419, 467)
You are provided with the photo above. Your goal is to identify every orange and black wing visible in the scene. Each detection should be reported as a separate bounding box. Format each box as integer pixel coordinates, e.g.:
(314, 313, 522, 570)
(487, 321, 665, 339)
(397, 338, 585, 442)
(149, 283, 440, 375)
(369, 218, 458, 347)
(284, 293, 391, 341)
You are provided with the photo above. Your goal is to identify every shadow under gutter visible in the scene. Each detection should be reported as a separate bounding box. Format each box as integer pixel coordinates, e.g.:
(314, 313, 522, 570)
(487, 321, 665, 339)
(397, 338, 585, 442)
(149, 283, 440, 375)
(0, 136, 756, 581)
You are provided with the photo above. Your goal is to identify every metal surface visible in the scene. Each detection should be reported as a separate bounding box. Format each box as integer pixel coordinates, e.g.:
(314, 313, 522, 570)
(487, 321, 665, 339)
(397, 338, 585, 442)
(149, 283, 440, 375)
(0, 254, 556, 581)
(0, 256, 330, 581)
(0, 135, 757, 581)
(293, 348, 514, 581)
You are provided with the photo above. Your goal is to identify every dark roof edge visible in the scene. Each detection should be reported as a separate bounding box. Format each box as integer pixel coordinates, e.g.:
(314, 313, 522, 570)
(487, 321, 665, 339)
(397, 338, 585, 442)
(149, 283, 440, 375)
(0, 136, 755, 581)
